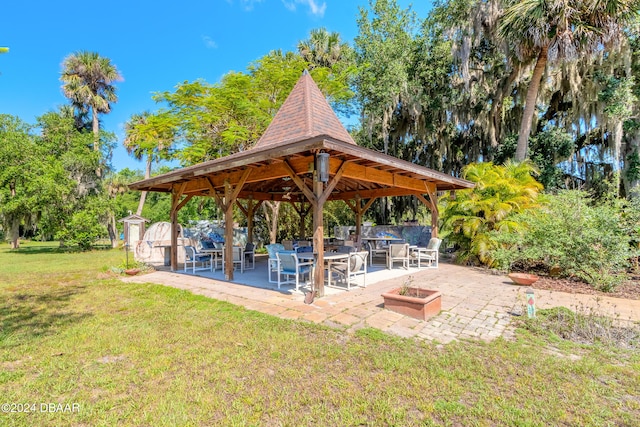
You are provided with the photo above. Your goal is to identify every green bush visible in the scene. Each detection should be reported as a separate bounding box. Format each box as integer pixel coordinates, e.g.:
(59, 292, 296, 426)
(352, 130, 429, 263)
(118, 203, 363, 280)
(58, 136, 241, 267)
(492, 190, 634, 291)
(439, 161, 543, 265)
(55, 210, 107, 251)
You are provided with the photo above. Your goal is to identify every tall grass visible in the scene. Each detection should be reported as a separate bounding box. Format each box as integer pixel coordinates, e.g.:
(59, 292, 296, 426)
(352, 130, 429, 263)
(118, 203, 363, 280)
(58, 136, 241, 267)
(1, 242, 639, 425)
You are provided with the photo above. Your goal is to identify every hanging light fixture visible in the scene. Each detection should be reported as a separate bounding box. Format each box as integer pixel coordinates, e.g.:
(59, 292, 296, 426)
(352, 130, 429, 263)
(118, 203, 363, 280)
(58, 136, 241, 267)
(317, 152, 330, 183)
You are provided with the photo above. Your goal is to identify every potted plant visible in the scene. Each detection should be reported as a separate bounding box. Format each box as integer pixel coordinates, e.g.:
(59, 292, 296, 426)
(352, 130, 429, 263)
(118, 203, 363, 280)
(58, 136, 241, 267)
(381, 277, 442, 320)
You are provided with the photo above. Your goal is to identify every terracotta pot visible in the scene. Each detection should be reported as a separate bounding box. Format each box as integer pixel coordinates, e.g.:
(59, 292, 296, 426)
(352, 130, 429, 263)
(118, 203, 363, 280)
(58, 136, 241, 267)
(124, 268, 140, 276)
(508, 273, 539, 286)
(381, 287, 442, 320)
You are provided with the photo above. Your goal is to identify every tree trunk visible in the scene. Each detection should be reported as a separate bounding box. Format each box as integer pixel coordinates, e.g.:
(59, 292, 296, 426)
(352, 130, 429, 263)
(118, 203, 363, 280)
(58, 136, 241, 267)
(622, 136, 640, 199)
(8, 216, 20, 249)
(136, 155, 152, 215)
(107, 214, 118, 248)
(262, 201, 280, 244)
(612, 120, 623, 197)
(92, 107, 102, 178)
(515, 46, 548, 161)
(92, 107, 100, 151)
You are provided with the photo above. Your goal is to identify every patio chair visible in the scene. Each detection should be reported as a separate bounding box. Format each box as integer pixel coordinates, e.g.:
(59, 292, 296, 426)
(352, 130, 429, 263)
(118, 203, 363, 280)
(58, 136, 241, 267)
(387, 243, 410, 269)
(282, 240, 294, 250)
(366, 241, 388, 265)
(266, 243, 285, 283)
(276, 250, 313, 291)
(183, 245, 213, 273)
(336, 245, 356, 254)
(410, 237, 442, 268)
(222, 246, 244, 273)
(296, 245, 313, 254)
(199, 240, 215, 251)
(244, 242, 255, 270)
(328, 250, 368, 290)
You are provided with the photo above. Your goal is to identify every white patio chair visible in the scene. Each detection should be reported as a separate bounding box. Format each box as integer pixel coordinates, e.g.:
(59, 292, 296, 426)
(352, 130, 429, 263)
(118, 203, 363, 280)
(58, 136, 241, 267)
(276, 250, 313, 291)
(410, 238, 442, 268)
(266, 243, 285, 283)
(328, 250, 368, 290)
(183, 245, 213, 273)
(387, 243, 410, 269)
(222, 246, 244, 273)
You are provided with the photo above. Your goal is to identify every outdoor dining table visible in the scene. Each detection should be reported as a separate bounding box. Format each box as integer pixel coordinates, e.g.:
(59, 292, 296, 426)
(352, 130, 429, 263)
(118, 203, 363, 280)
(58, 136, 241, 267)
(297, 252, 349, 284)
(199, 247, 223, 269)
(297, 252, 349, 262)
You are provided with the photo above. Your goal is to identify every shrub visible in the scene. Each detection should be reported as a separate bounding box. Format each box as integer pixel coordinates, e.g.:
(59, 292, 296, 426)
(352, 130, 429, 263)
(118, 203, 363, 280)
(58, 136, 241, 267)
(492, 190, 633, 291)
(439, 161, 543, 265)
(55, 210, 107, 251)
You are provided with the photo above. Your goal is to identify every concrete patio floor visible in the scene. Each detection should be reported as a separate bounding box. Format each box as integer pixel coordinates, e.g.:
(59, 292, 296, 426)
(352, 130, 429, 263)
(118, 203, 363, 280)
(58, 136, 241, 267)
(122, 255, 640, 344)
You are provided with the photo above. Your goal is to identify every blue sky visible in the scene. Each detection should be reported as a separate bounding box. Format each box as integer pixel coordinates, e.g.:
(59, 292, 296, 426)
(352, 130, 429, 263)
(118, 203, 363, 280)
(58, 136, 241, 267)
(0, 0, 432, 172)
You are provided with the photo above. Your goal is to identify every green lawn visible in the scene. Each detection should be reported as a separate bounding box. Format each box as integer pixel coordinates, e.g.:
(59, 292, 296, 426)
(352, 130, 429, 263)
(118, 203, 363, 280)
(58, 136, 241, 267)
(1, 242, 639, 426)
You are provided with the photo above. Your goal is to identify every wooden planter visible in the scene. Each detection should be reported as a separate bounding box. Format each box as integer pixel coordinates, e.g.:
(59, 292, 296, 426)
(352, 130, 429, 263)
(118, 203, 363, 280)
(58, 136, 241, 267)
(381, 287, 442, 320)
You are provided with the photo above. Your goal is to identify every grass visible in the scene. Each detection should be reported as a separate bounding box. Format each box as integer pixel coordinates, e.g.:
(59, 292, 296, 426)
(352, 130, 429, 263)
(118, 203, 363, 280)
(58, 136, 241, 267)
(1, 241, 639, 425)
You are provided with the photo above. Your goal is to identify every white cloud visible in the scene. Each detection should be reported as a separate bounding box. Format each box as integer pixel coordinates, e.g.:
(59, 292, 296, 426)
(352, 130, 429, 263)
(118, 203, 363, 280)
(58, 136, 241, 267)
(202, 35, 218, 49)
(281, 0, 326, 17)
(239, 0, 264, 11)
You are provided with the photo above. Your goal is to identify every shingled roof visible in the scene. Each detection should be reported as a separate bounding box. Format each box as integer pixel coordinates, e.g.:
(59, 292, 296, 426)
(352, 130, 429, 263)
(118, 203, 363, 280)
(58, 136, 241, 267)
(253, 70, 356, 149)
(129, 72, 474, 195)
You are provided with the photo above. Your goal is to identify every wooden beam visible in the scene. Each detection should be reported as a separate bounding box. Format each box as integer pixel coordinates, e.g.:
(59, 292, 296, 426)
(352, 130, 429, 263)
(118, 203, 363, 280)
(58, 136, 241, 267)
(332, 187, 423, 201)
(175, 194, 193, 212)
(317, 160, 346, 206)
(344, 199, 356, 212)
(426, 188, 439, 238)
(416, 192, 439, 238)
(182, 157, 313, 195)
(362, 197, 376, 214)
(283, 159, 317, 206)
(341, 162, 438, 194)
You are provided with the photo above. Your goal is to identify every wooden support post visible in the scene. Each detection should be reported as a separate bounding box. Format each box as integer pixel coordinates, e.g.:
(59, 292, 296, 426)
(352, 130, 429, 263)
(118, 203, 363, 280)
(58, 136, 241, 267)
(169, 183, 190, 271)
(247, 200, 261, 243)
(354, 196, 362, 237)
(236, 199, 262, 244)
(291, 201, 311, 239)
(224, 180, 234, 280)
(210, 169, 251, 281)
(299, 203, 306, 239)
(416, 189, 439, 238)
(313, 178, 325, 297)
(284, 157, 346, 298)
(346, 196, 377, 239)
(170, 192, 179, 271)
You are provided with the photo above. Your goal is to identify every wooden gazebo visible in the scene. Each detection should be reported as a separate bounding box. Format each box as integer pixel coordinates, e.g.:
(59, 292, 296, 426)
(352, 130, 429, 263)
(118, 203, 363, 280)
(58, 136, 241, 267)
(129, 71, 473, 296)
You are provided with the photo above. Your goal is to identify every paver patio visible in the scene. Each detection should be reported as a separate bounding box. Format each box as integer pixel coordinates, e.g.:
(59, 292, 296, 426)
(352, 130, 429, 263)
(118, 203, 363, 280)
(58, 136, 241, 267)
(122, 256, 640, 344)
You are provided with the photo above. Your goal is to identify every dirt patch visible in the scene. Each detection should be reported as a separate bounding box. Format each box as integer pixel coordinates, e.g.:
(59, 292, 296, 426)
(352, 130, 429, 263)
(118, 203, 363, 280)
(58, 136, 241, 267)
(532, 276, 640, 300)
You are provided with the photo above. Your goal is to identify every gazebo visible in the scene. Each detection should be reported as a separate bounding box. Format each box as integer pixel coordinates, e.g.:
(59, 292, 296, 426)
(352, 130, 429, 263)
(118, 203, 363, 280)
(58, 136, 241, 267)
(129, 71, 474, 296)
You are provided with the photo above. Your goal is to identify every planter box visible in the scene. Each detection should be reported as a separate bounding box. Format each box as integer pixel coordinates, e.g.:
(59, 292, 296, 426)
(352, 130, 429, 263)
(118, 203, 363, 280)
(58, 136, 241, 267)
(381, 287, 442, 320)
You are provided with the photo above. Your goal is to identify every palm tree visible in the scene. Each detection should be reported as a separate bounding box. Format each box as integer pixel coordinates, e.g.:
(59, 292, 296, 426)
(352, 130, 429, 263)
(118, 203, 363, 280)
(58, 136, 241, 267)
(298, 28, 348, 68)
(124, 111, 175, 215)
(60, 51, 122, 151)
(499, 0, 640, 161)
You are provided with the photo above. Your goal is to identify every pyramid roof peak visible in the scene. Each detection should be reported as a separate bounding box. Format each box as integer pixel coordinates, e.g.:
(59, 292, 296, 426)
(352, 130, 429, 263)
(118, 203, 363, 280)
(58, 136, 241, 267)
(253, 72, 356, 149)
